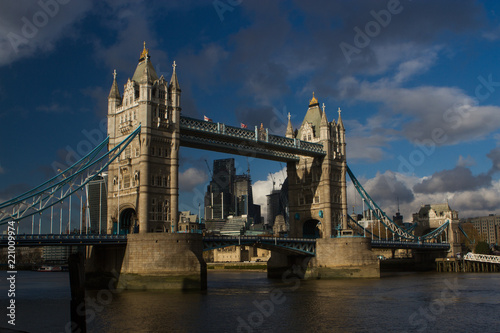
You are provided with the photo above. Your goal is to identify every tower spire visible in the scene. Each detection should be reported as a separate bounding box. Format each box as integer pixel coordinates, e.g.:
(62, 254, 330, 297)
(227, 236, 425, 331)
(170, 60, 180, 91)
(139, 41, 149, 62)
(337, 107, 344, 130)
(285, 112, 294, 138)
(309, 91, 318, 106)
(321, 103, 328, 125)
(108, 69, 120, 99)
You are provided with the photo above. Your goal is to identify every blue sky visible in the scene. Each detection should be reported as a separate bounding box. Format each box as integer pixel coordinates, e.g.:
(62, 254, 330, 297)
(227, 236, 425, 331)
(2, 0, 500, 224)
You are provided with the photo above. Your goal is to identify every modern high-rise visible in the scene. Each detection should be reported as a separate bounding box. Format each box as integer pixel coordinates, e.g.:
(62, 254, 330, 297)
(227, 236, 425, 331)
(204, 158, 261, 229)
(86, 173, 108, 234)
(204, 158, 236, 219)
(266, 178, 288, 228)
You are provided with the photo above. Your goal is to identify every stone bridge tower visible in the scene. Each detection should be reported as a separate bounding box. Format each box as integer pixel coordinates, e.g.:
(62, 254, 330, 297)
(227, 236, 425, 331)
(286, 93, 348, 238)
(106, 44, 181, 234)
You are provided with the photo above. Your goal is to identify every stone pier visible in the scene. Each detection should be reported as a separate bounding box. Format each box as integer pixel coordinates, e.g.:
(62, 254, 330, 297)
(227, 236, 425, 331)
(118, 233, 207, 290)
(307, 237, 380, 278)
(267, 237, 380, 280)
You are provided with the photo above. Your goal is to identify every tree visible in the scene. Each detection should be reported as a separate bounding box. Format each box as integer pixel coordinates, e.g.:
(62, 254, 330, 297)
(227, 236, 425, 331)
(474, 241, 491, 255)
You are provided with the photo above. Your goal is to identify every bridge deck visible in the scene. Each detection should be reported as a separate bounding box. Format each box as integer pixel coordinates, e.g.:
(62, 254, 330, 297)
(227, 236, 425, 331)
(179, 116, 326, 162)
(0, 234, 450, 253)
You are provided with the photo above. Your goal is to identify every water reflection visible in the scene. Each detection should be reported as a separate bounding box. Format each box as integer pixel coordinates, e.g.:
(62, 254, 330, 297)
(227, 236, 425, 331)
(6, 271, 500, 333)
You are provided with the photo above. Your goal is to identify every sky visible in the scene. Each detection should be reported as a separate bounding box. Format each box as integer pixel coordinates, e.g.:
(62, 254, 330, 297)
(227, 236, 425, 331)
(2, 0, 500, 227)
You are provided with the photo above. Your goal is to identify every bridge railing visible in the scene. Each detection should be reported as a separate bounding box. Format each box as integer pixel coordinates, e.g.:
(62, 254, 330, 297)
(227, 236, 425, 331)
(203, 235, 316, 242)
(371, 240, 450, 249)
(463, 252, 500, 263)
(180, 116, 324, 155)
(0, 234, 127, 242)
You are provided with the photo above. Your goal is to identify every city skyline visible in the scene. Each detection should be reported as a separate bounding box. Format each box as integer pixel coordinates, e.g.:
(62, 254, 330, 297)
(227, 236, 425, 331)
(2, 1, 500, 223)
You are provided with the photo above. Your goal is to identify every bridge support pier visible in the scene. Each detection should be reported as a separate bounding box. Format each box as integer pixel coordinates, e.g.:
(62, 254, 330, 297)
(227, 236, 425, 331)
(118, 233, 207, 290)
(307, 237, 380, 278)
(267, 252, 312, 280)
(413, 250, 449, 271)
(85, 244, 127, 288)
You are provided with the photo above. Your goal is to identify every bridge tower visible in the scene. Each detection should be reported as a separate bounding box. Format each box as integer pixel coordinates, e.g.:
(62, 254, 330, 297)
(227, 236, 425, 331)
(106, 43, 181, 234)
(286, 93, 348, 238)
(268, 95, 378, 278)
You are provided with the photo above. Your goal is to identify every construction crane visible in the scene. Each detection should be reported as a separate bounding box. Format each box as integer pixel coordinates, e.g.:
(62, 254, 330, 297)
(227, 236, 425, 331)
(204, 159, 213, 178)
(269, 172, 276, 191)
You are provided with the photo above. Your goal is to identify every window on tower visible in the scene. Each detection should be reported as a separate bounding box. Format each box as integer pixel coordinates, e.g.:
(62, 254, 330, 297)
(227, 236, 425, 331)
(123, 174, 130, 188)
(124, 146, 131, 159)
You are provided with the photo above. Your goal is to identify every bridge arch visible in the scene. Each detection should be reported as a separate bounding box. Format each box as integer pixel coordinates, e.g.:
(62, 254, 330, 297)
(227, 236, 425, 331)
(302, 219, 321, 239)
(118, 206, 137, 234)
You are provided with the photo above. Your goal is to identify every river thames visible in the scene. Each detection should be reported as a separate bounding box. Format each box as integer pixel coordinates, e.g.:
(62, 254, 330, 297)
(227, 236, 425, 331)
(3, 270, 499, 332)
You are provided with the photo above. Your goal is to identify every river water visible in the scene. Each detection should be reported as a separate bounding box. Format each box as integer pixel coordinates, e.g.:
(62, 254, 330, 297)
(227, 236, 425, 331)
(2, 270, 499, 332)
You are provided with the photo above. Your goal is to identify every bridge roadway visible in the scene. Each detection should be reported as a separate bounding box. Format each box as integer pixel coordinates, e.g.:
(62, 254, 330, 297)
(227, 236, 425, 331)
(0, 234, 450, 254)
(179, 116, 325, 162)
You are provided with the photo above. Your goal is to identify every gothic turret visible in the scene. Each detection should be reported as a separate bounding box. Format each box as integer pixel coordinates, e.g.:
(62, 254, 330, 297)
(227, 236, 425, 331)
(320, 103, 329, 140)
(337, 107, 345, 156)
(285, 112, 294, 138)
(108, 70, 121, 111)
(169, 61, 181, 123)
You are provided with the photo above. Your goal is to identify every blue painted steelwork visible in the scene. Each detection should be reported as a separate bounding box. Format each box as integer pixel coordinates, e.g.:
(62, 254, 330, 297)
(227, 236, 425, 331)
(179, 116, 325, 161)
(458, 223, 474, 245)
(347, 215, 381, 239)
(0, 125, 141, 226)
(0, 234, 127, 246)
(203, 235, 316, 256)
(347, 165, 449, 242)
(347, 165, 416, 240)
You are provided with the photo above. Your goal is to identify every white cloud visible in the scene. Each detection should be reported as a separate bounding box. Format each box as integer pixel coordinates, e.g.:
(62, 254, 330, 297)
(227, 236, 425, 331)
(340, 75, 500, 153)
(252, 167, 287, 223)
(393, 47, 440, 84)
(348, 169, 500, 223)
(179, 167, 208, 192)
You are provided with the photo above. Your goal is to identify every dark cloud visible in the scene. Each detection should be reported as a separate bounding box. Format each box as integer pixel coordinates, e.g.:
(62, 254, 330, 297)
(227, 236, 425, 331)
(486, 147, 500, 175)
(363, 171, 414, 207)
(413, 166, 491, 194)
(0, 0, 92, 66)
(0, 183, 31, 203)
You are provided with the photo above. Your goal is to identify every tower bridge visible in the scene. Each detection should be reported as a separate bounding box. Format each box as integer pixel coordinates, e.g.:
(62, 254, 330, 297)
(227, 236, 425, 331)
(0, 44, 457, 290)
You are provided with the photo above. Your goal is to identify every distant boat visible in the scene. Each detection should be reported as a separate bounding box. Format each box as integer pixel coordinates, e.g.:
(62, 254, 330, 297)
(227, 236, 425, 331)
(37, 265, 62, 272)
